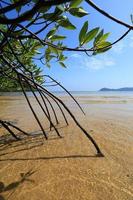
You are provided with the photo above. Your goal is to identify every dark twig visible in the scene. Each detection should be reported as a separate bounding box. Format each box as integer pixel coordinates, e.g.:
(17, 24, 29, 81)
(24, 76, 62, 137)
(0, 0, 71, 24)
(85, 0, 133, 29)
(4, 121, 29, 136)
(44, 75, 85, 115)
(20, 71, 103, 155)
(0, 120, 20, 140)
(17, 24, 131, 53)
(17, 73, 48, 140)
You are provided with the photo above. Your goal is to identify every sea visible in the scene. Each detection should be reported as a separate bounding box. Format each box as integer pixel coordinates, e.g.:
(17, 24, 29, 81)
(1, 91, 133, 130)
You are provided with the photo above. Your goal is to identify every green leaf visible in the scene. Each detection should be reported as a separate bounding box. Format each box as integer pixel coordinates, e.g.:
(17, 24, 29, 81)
(46, 63, 51, 68)
(84, 27, 99, 44)
(100, 33, 110, 41)
(94, 31, 110, 46)
(49, 46, 58, 55)
(94, 29, 104, 45)
(39, 6, 50, 13)
(46, 28, 57, 39)
(59, 54, 67, 61)
(51, 35, 66, 41)
(16, 6, 21, 12)
(0, 24, 7, 31)
(43, 13, 58, 21)
(56, 5, 65, 12)
(34, 50, 41, 54)
(59, 18, 76, 30)
(70, 0, 83, 8)
(45, 47, 51, 57)
(79, 21, 88, 45)
(69, 7, 88, 17)
(12, 0, 21, 12)
(54, 6, 64, 16)
(59, 62, 66, 68)
(97, 41, 111, 48)
(96, 41, 112, 53)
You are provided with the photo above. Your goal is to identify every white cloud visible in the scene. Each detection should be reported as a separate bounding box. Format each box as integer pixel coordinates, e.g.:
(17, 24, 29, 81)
(70, 53, 81, 58)
(112, 41, 125, 54)
(80, 56, 115, 70)
(112, 32, 133, 51)
(68, 32, 133, 71)
(70, 52, 115, 70)
(129, 34, 133, 48)
(130, 41, 133, 48)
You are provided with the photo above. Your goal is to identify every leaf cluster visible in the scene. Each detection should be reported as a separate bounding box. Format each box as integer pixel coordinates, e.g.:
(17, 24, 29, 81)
(0, 0, 112, 91)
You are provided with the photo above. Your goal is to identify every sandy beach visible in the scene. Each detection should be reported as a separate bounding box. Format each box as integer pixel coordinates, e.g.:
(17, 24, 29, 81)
(0, 92, 133, 200)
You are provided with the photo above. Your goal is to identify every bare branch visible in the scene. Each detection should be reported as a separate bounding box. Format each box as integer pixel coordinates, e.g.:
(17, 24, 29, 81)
(85, 0, 133, 29)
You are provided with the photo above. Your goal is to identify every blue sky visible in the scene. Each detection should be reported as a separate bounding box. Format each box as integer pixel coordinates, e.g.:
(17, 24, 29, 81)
(43, 0, 133, 91)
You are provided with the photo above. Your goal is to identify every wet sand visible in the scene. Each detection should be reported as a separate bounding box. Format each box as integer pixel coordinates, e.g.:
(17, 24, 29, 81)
(0, 94, 133, 200)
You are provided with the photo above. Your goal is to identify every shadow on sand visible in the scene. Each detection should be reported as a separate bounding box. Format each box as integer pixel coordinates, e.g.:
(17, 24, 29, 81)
(0, 170, 35, 200)
(0, 126, 104, 162)
(0, 154, 102, 162)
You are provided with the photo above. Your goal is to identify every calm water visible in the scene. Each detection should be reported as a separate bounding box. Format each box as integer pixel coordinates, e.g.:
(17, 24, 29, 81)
(1, 91, 133, 102)
(1, 91, 133, 97)
(1, 91, 133, 129)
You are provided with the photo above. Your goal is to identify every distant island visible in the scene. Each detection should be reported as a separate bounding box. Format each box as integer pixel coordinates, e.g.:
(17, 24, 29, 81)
(99, 87, 133, 91)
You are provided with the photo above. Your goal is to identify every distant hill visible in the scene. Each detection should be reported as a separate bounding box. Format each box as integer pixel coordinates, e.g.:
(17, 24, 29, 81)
(99, 87, 133, 91)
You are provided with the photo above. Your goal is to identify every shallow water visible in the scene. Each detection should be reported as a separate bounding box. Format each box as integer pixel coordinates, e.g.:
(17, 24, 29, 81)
(1, 91, 133, 118)
(0, 91, 133, 130)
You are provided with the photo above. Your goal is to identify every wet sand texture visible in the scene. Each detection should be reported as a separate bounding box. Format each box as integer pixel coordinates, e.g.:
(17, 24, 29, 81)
(0, 95, 133, 200)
